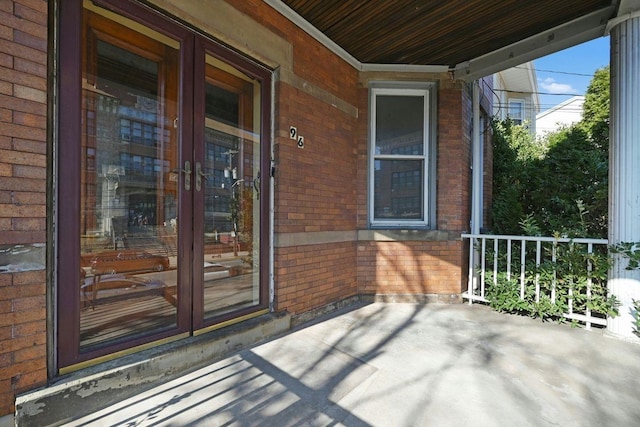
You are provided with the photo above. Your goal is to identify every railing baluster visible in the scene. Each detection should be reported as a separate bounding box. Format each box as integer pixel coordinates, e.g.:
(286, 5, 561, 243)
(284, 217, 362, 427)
(481, 238, 486, 299)
(586, 243, 593, 330)
(568, 257, 574, 317)
(551, 241, 557, 303)
(535, 240, 541, 303)
(507, 239, 512, 281)
(568, 286, 574, 316)
(467, 237, 475, 305)
(520, 240, 526, 300)
(461, 233, 608, 328)
(493, 238, 499, 286)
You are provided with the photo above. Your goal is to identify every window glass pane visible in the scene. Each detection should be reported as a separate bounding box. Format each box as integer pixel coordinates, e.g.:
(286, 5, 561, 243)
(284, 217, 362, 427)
(200, 53, 262, 322)
(508, 100, 524, 124)
(205, 85, 240, 127)
(374, 160, 423, 220)
(375, 95, 424, 155)
(79, 12, 179, 352)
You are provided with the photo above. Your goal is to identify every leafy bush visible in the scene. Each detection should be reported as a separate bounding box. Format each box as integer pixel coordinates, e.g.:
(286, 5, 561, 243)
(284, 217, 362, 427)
(486, 67, 620, 325)
(634, 300, 640, 336)
(491, 67, 610, 239)
(482, 239, 617, 322)
(480, 214, 618, 323)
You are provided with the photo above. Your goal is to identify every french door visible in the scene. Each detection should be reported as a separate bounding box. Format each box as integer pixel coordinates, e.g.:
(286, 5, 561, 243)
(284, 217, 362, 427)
(58, 0, 271, 369)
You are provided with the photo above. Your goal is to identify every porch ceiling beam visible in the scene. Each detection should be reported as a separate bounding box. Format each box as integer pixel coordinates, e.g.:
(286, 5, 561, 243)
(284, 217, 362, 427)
(618, 0, 640, 15)
(452, 6, 616, 82)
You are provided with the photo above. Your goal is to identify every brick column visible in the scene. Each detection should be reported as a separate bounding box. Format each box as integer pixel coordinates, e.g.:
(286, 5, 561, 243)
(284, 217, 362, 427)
(0, 0, 49, 416)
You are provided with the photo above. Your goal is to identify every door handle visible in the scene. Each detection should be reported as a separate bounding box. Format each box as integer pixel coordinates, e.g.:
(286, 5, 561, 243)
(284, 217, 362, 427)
(253, 171, 260, 200)
(171, 161, 192, 191)
(195, 162, 209, 192)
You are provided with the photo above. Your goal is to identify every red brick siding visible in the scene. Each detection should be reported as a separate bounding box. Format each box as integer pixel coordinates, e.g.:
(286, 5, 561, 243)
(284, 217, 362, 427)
(0, 0, 48, 416)
(274, 83, 358, 234)
(230, 0, 358, 104)
(355, 86, 369, 229)
(274, 242, 358, 315)
(0, 272, 47, 415)
(357, 240, 464, 295)
(437, 87, 472, 233)
(355, 81, 473, 297)
(235, 0, 361, 315)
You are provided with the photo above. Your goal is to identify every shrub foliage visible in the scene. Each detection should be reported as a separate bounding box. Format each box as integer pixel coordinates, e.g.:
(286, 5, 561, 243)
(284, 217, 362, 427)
(486, 67, 616, 323)
(491, 66, 610, 238)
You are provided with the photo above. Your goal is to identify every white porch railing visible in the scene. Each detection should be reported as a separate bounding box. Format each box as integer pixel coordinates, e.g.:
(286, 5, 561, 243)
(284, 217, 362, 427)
(462, 234, 610, 329)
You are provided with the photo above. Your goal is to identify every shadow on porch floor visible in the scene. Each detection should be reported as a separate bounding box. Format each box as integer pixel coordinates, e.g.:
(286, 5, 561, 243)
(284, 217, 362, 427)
(45, 302, 640, 426)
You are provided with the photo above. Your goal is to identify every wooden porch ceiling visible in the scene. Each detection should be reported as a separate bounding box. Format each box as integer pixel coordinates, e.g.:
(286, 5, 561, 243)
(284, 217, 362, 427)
(281, 0, 616, 67)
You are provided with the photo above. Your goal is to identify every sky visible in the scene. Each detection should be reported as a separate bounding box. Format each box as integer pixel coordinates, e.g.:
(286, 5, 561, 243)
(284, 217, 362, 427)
(534, 36, 610, 112)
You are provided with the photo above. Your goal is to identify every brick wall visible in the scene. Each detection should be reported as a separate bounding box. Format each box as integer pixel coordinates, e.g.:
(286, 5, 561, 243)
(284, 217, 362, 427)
(275, 242, 357, 314)
(438, 84, 472, 233)
(355, 78, 473, 297)
(231, 0, 359, 104)
(272, 77, 360, 314)
(0, 272, 47, 415)
(357, 240, 463, 296)
(0, 0, 48, 416)
(274, 84, 358, 234)
(236, 0, 363, 315)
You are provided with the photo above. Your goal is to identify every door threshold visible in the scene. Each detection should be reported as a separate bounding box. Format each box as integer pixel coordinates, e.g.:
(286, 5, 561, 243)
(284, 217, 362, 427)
(16, 311, 290, 427)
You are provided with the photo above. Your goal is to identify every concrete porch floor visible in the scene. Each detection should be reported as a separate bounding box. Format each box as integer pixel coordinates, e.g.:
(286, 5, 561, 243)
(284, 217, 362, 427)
(52, 302, 640, 426)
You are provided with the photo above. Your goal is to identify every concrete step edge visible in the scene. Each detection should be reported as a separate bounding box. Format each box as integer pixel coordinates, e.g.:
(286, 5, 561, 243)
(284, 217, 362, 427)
(15, 311, 291, 427)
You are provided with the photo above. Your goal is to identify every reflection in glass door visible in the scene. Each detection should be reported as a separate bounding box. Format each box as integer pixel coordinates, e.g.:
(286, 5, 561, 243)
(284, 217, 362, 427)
(193, 53, 263, 327)
(60, 0, 271, 369)
(78, 7, 181, 352)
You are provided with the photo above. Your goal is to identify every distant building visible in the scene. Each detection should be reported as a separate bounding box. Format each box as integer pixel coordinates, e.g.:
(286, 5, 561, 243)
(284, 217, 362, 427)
(536, 95, 585, 138)
(494, 62, 540, 135)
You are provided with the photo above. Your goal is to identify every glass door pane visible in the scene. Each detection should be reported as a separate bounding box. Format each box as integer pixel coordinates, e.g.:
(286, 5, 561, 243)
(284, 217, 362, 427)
(197, 55, 262, 323)
(79, 8, 180, 351)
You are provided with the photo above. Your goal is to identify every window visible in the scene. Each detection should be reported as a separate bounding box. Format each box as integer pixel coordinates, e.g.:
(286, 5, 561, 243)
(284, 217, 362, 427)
(508, 99, 525, 125)
(369, 83, 436, 227)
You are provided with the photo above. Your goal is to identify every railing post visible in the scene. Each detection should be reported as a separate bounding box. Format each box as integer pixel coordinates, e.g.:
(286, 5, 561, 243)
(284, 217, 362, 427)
(467, 236, 475, 305)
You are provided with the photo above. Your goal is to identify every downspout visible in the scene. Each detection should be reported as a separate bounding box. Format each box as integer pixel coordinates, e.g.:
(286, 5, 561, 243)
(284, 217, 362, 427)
(469, 80, 483, 298)
(471, 80, 483, 235)
(269, 74, 276, 311)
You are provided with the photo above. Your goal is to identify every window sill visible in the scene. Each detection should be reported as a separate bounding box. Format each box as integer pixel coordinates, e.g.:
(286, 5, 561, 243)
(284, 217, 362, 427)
(357, 229, 458, 242)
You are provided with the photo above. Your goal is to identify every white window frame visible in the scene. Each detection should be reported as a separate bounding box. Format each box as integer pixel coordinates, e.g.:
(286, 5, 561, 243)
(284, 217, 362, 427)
(368, 82, 436, 228)
(508, 99, 525, 125)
